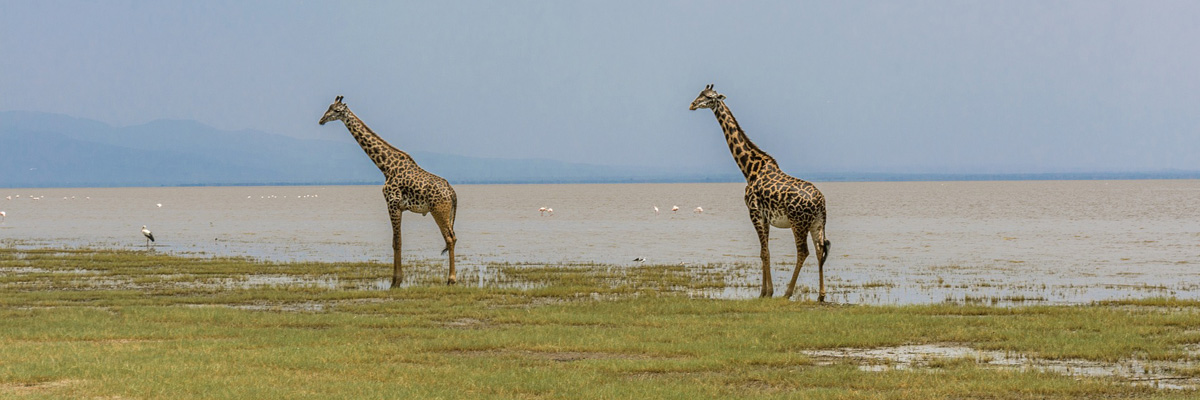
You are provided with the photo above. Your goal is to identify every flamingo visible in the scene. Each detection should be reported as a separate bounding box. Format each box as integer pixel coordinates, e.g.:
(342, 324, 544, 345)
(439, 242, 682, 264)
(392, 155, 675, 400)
(671, 205, 679, 213)
(156, 203, 162, 208)
(653, 206, 660, 215)
(539, 207, 547, 216)
(694, 206, 703, 214)
(546, 207, 554, 216)
(141, 225, 155, 247)
(0, 211, 6, 221)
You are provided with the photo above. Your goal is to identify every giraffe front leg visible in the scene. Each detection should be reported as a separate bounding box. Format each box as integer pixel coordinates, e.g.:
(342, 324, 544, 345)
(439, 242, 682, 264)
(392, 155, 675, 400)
(785, 227, 809, 299)
(388, 205, 404, 289)
(751, 214, 773, 298)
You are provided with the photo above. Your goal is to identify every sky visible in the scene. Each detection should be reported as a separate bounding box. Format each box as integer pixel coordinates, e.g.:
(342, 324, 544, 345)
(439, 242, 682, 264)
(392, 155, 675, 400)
(3, 1, 1198, 175)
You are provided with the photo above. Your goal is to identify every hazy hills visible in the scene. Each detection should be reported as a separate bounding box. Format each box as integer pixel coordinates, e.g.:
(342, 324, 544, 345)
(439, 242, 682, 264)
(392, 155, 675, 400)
(2, 111, 1196, 188)
(0, 111, 738, 188)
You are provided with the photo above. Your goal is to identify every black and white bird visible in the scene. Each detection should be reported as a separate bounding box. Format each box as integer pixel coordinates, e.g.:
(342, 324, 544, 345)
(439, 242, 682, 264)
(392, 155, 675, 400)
(632, 257, 646, 263)
(141, 225, 155, 247)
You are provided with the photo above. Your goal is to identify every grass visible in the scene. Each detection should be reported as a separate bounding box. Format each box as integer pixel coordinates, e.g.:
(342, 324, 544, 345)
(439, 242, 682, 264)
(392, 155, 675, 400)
(1, 248, 1199, 399)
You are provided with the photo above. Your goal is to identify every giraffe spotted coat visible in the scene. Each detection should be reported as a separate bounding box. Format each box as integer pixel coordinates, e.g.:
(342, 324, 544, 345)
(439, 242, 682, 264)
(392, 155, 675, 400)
(320, 96, 458, 287)
(690, 84, 832, 301)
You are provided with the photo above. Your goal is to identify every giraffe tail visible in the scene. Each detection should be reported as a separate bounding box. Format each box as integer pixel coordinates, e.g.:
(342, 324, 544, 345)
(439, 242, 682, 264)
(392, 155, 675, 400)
(820, 239, 831, 265)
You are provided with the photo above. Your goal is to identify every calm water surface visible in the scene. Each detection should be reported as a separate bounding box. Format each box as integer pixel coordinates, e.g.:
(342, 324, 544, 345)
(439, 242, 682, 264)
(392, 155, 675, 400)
(2, 181, 1198, 304)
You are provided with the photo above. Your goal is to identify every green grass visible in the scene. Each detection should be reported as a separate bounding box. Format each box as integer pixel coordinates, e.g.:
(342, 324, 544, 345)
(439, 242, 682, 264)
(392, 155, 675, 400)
(0, 248, 1198, 399)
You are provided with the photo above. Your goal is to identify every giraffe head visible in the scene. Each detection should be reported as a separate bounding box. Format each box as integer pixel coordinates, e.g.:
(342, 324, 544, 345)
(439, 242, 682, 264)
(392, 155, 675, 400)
(689, 84, 725, 111)
(318, 95, 349, 125)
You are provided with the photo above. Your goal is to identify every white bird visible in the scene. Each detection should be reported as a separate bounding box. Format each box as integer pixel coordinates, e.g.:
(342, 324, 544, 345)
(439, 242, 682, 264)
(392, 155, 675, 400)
(546, 207, 554, 216)
(694, 206, 704, 214)
(671, 205, 679, 213)
(4, 196, 10, 200)
(538, 206, 547, 216)
(0, 211, 6, 221)
(141, 225, 155, 247)
(653, 206, 660, 215)
(156, 203, 162, 208)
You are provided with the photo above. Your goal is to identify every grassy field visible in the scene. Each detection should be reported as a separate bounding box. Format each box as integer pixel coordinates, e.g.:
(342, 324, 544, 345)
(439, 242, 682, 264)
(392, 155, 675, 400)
(1, 248, 1198, 399)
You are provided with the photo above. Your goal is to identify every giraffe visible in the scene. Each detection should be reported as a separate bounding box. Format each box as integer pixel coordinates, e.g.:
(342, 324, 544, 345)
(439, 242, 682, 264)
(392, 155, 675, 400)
(689, 84, 832, 301)
(319, 95, 459, 288)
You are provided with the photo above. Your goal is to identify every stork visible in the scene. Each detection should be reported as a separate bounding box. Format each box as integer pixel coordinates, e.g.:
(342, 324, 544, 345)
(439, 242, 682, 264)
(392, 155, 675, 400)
(141, 225, 155, 248)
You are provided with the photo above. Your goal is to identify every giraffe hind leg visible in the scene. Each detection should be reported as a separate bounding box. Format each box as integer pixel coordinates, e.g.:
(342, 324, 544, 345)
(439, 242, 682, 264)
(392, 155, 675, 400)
(432, 207, 457, 285)
(811, 226, 829, 302)
(785, 227, 809, 299)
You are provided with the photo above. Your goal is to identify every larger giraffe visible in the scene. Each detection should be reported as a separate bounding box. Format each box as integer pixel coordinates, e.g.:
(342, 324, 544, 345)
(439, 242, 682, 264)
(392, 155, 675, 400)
(319, 96, 458, 288)
(689, 84, 832, 301)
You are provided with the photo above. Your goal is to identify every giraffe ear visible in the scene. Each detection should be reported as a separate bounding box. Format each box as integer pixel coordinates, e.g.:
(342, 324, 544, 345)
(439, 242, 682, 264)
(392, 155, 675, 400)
(335, 95, 343, 103)
(706, 84, 714, 90)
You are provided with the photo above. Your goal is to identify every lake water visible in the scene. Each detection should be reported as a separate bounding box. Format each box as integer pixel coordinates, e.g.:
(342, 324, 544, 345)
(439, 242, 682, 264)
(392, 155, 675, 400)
(2, 180, 1198, 304)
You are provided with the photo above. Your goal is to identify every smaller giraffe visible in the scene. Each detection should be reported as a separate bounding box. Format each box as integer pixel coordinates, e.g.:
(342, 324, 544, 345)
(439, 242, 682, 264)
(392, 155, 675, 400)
(690, 84, 832, 301)
(319, 96, 459, 287)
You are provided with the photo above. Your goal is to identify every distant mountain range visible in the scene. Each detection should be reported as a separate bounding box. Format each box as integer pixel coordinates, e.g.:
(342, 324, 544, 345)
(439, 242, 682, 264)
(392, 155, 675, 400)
(2, 111, 1196, 188)
(0, 111, 740, 188)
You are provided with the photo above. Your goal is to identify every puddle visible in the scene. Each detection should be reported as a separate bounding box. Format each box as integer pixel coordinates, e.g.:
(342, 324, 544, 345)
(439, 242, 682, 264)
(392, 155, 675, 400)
(804, 344, 1200, 390)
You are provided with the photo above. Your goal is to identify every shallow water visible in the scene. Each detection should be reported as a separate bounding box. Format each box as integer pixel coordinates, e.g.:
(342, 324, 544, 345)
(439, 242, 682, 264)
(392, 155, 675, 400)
(1, 180, 1198, 304)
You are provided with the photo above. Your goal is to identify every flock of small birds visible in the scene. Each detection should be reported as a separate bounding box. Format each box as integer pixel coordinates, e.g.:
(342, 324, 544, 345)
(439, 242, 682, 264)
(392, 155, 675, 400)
(3, 192, 708, 259)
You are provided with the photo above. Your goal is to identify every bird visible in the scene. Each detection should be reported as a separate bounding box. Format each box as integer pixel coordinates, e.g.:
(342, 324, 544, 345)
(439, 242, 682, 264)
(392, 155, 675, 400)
(141, 225, 155, 247)
(653, 206, 660, 215)
(0, 211, 6, 221)
(156, 203, 162, 208)
(4, 196, 10, 200)
(539, 207, 547, 216)
(694, 206, 704, 214)
(671, 205, 679, 213)
(633, 257, 646, 263)
(546, 207, 554, 216)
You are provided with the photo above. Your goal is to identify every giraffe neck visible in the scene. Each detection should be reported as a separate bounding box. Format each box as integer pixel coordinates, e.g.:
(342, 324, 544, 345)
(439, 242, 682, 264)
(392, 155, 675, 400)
(339, 110, 411, 174)
(712, 100, 775, 181)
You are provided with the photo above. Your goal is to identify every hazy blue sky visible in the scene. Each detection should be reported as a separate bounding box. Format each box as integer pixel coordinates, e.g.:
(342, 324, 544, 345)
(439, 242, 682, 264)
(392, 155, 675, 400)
(3, 1, 1198, 174)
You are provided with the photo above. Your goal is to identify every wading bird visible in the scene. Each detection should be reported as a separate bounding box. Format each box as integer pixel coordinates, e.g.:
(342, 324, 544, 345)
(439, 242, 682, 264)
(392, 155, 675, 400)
(694, 206, 703, 214)
(141, 225, 155, 247)
(671, 205, 679, 213)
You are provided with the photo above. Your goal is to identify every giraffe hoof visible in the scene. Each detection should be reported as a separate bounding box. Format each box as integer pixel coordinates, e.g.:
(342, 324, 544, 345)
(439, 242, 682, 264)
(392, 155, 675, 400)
(446, 278, 457, 285)
(817, 294, 826, 303)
